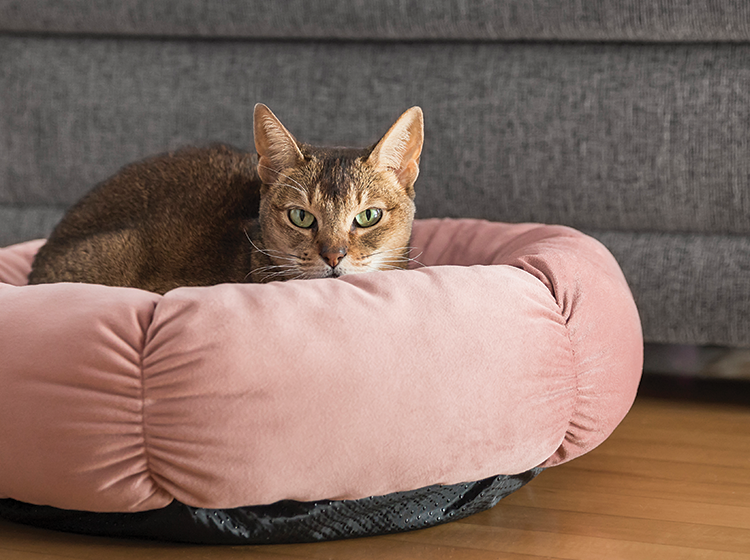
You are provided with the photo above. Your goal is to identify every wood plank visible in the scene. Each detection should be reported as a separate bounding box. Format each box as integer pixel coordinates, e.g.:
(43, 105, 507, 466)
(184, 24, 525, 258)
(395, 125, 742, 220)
(0, 519, 279, 560)
(594, 437, 750, 467)
(610, 404, 750, 452)
(531, 464, 750, 507)
(502, 479, 750, 530)
(259, 537, 557, 560)
(466, 503, 750, 554)
(2, 552, 68, 560)
(560, 450, 750, 487)
(391, 520, 750, 560)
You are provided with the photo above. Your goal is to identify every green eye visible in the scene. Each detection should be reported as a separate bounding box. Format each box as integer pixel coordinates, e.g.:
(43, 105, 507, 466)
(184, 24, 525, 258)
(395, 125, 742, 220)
(288, 208, 316, 229)
(354, 208, 382, 228)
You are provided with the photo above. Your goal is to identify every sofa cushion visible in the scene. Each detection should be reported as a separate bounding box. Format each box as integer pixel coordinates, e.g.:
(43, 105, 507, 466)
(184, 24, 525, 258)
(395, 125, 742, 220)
(2, 0, 749, 42)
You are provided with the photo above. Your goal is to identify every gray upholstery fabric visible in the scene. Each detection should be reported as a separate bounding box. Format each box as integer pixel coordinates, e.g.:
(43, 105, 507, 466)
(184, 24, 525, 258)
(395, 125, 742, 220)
(0, 207, 63, 247)
(591, 231, 750, 348)
(3, 38, 749, 236)
(3, 0, 750, 42)
(1, 1, 749, 348)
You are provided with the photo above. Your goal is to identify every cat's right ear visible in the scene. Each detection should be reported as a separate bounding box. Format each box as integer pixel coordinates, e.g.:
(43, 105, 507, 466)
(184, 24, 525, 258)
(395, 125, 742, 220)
(253, 104, 304, 184)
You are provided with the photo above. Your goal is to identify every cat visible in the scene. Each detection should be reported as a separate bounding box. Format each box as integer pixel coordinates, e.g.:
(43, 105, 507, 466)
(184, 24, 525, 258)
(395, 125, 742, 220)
(27, 104, 424, 294)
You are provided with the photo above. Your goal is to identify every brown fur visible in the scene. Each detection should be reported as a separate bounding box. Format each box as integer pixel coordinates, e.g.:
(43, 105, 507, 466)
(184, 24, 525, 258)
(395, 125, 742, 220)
(28, 105, 424, 294)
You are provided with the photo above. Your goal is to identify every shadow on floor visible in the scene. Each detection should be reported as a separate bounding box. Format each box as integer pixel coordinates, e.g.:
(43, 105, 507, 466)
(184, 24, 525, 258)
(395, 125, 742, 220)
(638, 373, 750, 406)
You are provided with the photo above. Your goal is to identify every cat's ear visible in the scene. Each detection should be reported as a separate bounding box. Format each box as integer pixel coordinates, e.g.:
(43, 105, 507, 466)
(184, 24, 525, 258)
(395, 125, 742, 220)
(367, 107, 424, 195)
(253, 104, 305, 184)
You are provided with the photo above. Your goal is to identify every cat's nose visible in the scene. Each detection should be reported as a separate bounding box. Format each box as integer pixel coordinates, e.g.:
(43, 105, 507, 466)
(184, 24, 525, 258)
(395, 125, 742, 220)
(320, 247, 347, 268)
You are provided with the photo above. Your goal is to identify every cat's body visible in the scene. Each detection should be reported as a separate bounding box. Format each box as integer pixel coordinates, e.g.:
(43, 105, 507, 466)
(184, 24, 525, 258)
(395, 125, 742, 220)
(28, 144, 261, 294)
(28, 105, 424, 294)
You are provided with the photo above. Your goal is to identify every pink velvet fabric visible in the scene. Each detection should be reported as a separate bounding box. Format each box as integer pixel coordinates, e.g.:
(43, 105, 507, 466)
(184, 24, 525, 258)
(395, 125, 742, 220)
(0, 219, 642, 512)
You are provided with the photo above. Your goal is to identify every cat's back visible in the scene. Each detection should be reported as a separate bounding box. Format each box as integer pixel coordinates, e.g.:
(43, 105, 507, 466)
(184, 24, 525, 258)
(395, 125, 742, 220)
(48, 144, 260, 236)
(28, 145, 262, 293)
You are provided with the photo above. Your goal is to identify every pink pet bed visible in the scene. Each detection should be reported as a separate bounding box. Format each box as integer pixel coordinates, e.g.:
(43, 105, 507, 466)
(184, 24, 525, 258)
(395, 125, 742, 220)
(0, 219, 642, 543)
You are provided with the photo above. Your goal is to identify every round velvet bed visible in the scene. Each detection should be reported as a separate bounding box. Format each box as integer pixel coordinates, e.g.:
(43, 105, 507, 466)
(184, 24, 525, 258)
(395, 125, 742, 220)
(0, 218, 643, 543)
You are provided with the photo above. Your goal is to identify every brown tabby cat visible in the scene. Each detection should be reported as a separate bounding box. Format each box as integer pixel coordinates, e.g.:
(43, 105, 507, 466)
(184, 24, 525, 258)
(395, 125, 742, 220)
(28, 104, 424, 294)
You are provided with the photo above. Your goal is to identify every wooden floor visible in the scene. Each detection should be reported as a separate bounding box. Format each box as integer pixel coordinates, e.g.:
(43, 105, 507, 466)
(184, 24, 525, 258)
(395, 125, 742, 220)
(1, 374, 749, 560)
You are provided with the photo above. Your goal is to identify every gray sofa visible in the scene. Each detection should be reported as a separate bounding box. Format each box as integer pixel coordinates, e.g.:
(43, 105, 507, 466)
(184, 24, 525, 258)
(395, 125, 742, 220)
(2, 1, 749, 353)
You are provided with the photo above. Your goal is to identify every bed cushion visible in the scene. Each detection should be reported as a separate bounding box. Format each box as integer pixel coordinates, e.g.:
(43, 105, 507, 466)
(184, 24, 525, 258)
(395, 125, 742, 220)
(0, 218, 642, 536)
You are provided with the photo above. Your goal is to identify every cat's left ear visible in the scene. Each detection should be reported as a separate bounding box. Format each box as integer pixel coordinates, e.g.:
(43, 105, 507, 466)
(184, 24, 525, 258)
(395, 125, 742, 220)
(367, 107, 424, 196)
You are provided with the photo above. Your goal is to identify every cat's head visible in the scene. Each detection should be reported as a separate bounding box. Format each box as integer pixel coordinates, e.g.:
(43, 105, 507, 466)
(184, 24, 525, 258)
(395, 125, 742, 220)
(250, 103, 423, 282)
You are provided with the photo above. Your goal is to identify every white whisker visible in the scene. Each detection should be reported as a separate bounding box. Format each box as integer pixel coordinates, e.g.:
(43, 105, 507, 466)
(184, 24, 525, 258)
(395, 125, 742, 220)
(244, 229, 303, 262)
(364, 246, 426, 270)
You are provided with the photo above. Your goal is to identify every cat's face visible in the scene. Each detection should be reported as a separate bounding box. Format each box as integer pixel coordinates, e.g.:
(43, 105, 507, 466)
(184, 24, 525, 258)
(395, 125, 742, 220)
(250, 105, 423, 282)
